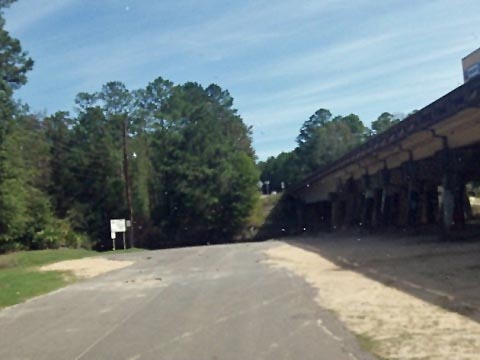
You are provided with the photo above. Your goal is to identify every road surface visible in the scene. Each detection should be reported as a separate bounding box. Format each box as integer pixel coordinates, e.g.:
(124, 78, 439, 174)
(0, 241, 375, 360)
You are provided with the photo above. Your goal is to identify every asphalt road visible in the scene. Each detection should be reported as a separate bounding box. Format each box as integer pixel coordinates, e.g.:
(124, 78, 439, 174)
(0, 241, 375, 360)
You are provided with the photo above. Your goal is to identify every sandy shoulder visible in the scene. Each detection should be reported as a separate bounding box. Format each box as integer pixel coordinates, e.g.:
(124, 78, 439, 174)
(264, 243, 480, 360)
(40, 257, 134, 279)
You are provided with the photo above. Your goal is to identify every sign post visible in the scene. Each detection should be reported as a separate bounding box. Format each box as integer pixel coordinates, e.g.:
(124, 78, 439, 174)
(110, 219, 127, 251)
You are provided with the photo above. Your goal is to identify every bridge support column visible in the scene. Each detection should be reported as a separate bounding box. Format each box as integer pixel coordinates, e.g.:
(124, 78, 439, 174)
(371, 188, 383, 228)
(377, 169, 391, 228)
(420, 183, 438, 225)
(314, 202, 324, 232)
(322, 201, 332, 231)
(453, 182, 466, 231)
(344, 178, 358, 227)
(294, 200, 306, 233)
(329, 192, 342, 230)
(439, 149, 466, 238)
(305, 203, 317, 233)
(404, 161, 420, 228)
(361, 174, 374, 229)
(441, 175, 455, 236)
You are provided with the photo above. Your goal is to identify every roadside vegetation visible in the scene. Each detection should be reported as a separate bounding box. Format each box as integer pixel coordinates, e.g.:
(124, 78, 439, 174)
(258, 110, 403, 193)
(0, 0, 258, 252)
(247, 194, 282, 229)
(0, 248, 143, 308)
(0, 249, 96, 308)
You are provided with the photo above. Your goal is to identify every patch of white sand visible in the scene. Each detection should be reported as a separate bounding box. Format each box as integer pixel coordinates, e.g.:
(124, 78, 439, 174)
(264, 244, 480, 360)
(40, 257, 133, 279)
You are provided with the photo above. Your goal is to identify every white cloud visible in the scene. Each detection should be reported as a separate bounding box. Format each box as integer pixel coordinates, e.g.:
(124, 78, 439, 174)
(13, 0, 368, 85)
(6, 0, 480, 160)
(231, 32, 400, 85)
(4, 0, 78, 34)
(238, 42, 469, 119)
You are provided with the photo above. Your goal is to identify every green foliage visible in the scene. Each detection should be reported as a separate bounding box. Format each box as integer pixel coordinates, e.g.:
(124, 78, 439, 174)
(147, 83, 258, 245)
(266, 108, 369, 185)
(0, 20, 33, 92)
(260, 109, 403, 189)
(0, 116, 49, 249)
(0, 69, 257, 250)
(0, 1, 47, 252)
(247, 193, 281, 228)
(0, 1, 415, 252)
(32, 219, 91, 250)
(0, 66, 260, 252)
(258, 151, 301, 192)
(333, 113, 369, 142)
(0, 249, 95, 269)
(0, 0, 33, 134)
(305, 119, 359, 168)
(371, 112, 401, 134)
(255, 194, 299, 240)
(296, 108, 332, 146)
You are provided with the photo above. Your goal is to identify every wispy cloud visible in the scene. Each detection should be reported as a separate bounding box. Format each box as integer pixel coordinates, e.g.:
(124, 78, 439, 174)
(239, 42, 469, 123)
(231, 32, 400, 84)
(15, 0, 360, 95)
(5, 0, 78, 34)
(5, 0, 480, 160)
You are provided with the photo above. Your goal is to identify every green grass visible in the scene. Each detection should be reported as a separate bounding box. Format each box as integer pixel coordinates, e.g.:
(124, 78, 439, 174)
(248, 193, 282, 228)
(0, 248, 97, 269)
(0, 247, 145, 270)
(0, 248, 146, 309)
(0, 249, 98, 309)
(0, 268, 76, 308)
(109, 247, 145, 254)
(355, 333, 388, 360)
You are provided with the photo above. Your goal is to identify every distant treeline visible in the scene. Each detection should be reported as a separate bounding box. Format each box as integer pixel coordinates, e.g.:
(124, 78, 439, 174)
(0, 1, 258, 251)
(258, 109, 403, 193)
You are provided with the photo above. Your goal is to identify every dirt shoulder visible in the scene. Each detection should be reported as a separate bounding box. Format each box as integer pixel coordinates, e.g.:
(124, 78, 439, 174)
(264, 239, 480, 360)
(291, 234, 480, 318)
(40, 257, 133, 279)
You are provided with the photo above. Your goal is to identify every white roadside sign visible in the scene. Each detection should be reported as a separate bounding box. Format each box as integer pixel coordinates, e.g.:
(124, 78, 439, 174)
(110, 219, 126, 233)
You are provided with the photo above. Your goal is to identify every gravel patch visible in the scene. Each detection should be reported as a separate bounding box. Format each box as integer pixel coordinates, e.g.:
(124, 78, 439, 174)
(264, 243, 480, 360)
(40, 257, 133, 279)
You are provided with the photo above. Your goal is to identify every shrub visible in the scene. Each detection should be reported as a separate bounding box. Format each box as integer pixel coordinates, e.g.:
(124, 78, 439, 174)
(32, 219, 91, 250)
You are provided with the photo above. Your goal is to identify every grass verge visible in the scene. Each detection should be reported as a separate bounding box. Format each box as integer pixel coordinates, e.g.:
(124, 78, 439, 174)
(248, 193, 281, 228)
(0, 248, 143, 309)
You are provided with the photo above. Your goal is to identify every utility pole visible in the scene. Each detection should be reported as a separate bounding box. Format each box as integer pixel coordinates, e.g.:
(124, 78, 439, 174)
(122, 116, 134, 248)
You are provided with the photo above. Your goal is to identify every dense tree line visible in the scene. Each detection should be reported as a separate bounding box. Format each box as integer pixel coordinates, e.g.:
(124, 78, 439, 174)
(0, 2, 258, 251)
(258, 110, 401, 193)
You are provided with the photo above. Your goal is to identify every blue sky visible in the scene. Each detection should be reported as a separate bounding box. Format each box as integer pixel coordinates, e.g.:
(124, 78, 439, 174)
(5, 0, 480, 160)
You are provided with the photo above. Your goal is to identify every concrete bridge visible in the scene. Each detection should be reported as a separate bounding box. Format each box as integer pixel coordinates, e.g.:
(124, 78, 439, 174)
(288, 76, 480, 238)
